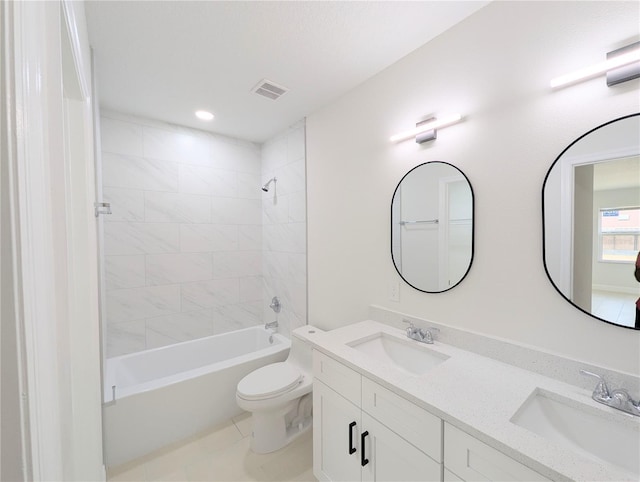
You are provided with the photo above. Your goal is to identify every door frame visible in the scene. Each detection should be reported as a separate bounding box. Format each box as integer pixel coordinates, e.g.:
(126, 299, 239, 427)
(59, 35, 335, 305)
(438, 174, 464, 290)
(1, 1, 104, 479)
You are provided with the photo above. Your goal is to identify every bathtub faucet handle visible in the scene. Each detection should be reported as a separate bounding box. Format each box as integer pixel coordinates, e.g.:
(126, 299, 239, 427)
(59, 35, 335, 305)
(270, 296, 281, 313)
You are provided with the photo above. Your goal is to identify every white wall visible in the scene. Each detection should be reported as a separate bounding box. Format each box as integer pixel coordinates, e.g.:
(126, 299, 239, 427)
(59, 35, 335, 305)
(307, 1, 640, 375)
(100, 112, 263, 357)
(100, 113, 308, 354)
(261, 121, 308, 338)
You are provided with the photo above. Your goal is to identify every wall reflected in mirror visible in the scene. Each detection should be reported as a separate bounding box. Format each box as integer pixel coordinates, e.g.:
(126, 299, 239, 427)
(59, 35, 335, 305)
(391, 161, 474, 293)
(543, 114, 640, 329)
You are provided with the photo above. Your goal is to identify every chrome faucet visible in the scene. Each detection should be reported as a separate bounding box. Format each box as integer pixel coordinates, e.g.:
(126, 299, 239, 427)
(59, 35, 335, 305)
(269, 296, 281, 313)
(265, 320, 278, 330)
(580, 369, 640, 417)
(402, 319, 437, 344)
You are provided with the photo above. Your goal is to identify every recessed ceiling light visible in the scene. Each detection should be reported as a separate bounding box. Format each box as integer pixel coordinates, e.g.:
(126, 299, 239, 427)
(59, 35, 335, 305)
(195, 110, 214, 121)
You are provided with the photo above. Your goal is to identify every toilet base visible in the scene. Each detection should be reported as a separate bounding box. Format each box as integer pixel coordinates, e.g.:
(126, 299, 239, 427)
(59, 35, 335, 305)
(248, 394, 313, 454)
(250, 413, 312, 454)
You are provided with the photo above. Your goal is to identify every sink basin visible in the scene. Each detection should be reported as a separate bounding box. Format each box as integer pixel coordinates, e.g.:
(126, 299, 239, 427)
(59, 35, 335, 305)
(347, 332, 449, 375)
(511, 389, 640, 477)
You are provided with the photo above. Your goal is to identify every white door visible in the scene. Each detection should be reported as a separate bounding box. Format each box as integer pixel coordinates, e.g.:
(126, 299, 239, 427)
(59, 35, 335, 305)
(3, 1, 104, 479)
(60, 3, 105, 477)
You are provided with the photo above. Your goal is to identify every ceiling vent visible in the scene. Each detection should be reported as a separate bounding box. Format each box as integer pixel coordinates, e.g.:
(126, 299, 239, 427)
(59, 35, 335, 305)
(252, 79, 288, 100)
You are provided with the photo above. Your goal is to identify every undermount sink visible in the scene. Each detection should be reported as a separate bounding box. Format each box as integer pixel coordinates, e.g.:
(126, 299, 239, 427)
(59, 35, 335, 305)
(511, 389, 640, 477)
(347, 332, 449, 376)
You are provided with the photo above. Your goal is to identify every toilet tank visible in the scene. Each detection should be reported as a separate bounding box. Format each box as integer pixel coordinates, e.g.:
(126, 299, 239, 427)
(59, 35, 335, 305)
(288, 325, 322, 372)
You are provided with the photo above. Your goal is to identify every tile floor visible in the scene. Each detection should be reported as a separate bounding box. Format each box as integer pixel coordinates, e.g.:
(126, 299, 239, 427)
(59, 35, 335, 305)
(107, 412, 316, 482)
(591, 290, 637, 327)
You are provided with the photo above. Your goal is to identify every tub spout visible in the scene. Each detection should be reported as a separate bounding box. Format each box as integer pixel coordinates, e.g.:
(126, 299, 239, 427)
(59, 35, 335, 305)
(265, 320, 278, 344)
(265, 320, 278, 330)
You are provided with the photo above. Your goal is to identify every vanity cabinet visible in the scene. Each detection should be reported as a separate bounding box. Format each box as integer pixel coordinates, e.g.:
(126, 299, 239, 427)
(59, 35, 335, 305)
(443, 423, 551, 482)
(313, 351, 442, 481)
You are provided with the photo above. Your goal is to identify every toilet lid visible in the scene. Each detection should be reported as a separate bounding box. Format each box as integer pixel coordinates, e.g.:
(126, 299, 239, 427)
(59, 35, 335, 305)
(237, 362, 302, 401)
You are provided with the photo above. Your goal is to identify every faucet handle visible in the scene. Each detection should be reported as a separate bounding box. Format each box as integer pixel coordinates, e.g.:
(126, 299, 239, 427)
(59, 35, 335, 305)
(402, 319, 416, 334)
(580, 369, 611, 400)
(269, 296, 281, 313)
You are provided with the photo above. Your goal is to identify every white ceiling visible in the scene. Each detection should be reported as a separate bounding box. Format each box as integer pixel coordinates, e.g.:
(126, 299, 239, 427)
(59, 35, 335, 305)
(85, 1, 489, 143)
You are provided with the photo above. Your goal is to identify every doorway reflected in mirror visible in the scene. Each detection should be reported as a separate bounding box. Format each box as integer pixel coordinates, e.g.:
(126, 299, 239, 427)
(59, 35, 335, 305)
(391, 161, 474, 293)
(543, 113, 640, 329)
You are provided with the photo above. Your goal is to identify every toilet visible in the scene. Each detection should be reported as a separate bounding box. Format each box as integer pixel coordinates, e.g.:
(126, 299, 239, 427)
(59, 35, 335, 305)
(236, 325, 320, 454)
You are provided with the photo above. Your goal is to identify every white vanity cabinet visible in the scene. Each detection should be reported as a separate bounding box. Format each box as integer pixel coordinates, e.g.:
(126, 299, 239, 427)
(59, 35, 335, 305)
(313, 351, 442, 482)
(443, 423, 551, 482)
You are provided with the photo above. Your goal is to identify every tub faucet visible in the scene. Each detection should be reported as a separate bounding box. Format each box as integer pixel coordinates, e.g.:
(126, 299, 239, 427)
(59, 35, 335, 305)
(580, 369, 640, 417)
(265, 320, 278, 330)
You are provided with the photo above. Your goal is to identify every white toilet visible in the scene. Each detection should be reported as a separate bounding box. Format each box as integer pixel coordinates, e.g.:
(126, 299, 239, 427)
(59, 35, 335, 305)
(236, 325, 320, 454)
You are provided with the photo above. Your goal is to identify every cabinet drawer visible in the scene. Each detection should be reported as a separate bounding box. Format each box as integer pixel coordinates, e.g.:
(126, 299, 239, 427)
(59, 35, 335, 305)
(444, 423, 551, 481)
(313, 350, 361, 406)
(361, 377, 442, 462)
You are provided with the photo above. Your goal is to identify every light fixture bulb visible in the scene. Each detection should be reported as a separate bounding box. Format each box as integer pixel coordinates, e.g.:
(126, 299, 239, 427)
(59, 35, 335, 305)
(390, 114, 462, 143)
(550, 48, 640, 88)
(195, 110, 214, 121)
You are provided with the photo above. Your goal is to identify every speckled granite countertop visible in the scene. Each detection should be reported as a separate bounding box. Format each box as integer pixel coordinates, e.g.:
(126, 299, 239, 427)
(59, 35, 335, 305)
(307, 320, 639, 482)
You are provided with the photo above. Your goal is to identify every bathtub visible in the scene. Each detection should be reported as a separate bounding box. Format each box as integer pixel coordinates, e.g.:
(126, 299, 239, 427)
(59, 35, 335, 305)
(103, 326, 290, 467)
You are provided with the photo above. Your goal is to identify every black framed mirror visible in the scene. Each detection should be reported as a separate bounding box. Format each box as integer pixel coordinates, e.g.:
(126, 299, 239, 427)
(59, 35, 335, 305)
(542, 113, 640, 329)
(391, 161, 474, 293)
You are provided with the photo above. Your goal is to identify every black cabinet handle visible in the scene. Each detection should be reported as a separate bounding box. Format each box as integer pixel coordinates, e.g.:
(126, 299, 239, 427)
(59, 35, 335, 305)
(348, 421, 357, 455)
(360, 431, 369, 466)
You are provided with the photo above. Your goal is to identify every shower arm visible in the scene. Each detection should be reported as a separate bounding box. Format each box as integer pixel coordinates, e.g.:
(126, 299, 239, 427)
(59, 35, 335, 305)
(262, 177, 277, 192)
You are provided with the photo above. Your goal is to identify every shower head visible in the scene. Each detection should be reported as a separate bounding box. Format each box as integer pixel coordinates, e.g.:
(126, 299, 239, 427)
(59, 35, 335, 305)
(261, 177, 277, 192)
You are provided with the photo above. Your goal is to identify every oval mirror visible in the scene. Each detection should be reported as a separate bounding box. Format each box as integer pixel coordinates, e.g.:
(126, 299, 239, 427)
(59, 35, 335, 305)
(391, 161, 474, 293)
(543, 113, 640, 329)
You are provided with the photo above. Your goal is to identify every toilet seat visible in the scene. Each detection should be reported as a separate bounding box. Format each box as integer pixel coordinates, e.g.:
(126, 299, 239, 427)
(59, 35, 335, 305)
(237, 362, 302, 401)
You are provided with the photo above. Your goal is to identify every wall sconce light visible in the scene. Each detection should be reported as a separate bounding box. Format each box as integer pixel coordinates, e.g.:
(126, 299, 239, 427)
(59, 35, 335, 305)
(390, 113, 462, 144)
(550, 41, 640, 89)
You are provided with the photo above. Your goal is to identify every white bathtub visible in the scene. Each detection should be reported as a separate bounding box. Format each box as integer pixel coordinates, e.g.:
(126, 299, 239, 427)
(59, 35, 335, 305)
(103, 326, 290, 467)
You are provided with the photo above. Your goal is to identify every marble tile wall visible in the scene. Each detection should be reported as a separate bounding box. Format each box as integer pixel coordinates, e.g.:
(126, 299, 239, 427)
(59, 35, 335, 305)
(261, 121, 307, 338)
(101, 113, 264, 357)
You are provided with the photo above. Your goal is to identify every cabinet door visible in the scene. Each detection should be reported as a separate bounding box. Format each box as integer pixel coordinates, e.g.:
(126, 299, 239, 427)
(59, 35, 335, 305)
(314, 380, 362, 482)
(361, 413, 441, 482)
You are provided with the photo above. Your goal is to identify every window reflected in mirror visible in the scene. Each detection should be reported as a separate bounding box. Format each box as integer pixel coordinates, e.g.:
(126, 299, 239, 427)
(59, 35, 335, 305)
(599, 206, 639, 262)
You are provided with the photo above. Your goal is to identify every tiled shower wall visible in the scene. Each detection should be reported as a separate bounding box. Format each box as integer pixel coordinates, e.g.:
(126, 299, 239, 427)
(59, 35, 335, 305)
(261, 122, 307, 337)
(101, 112, 264, 357)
